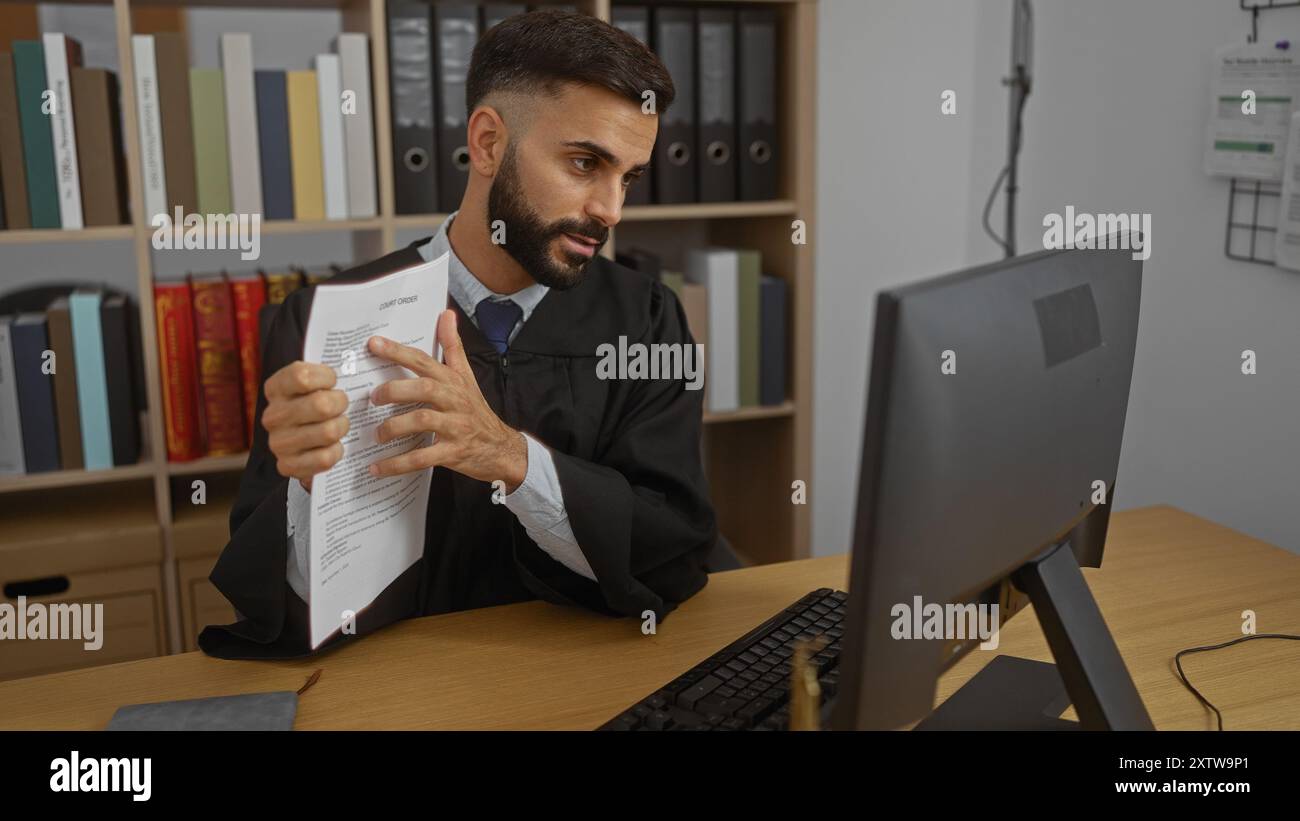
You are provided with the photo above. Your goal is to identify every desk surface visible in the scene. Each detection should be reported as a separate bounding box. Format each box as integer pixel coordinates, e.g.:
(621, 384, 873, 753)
(0, 505, 1296, 730)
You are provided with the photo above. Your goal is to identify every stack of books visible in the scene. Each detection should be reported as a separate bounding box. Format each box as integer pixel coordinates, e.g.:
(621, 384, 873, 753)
(0, 34, 129, 230)
(0, 291, 143, 474)
(131, 32, 377, 224)
(618, 246, 788, 413)
(153, 264, 341, 463)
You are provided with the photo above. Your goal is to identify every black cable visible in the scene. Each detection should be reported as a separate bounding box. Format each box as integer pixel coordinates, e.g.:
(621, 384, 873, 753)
(981, 164, 1012, 257)
(982, 69, 1031, 257)
(1174, 633, 1300, 730)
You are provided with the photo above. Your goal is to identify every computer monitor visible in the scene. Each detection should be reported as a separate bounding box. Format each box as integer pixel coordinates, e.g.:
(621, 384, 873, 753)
(831, 244, 1154, 730)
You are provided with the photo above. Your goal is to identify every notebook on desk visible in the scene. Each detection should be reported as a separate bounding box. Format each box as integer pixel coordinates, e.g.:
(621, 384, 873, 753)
(107, 691, 298, 731)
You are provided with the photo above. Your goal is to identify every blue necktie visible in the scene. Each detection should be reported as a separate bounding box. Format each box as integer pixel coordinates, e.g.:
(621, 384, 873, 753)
(476, 298, 522, 355)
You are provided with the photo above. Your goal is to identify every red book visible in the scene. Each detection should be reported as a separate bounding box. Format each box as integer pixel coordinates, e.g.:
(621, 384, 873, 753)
(154, 281, 204, 462)
(190, 274, 248, 456)
(229, 274, 267, 443)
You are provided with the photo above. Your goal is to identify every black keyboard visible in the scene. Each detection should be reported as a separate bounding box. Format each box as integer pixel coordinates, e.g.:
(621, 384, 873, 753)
(599, 588, 848, 731)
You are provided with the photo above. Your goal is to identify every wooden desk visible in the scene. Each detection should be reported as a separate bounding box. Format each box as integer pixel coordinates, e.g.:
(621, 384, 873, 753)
(0, 505, 1296, 730)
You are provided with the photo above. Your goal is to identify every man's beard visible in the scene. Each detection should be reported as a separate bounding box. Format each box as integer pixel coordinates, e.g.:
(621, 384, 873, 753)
(486, 145, 608, 291)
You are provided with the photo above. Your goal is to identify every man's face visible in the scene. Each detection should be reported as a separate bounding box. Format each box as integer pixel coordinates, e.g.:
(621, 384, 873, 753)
(487, 84, 657, 290)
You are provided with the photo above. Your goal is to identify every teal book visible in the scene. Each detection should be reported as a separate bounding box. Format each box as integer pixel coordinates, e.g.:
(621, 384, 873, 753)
(69, 291, 113, 469)
(12, 41, 60, 228)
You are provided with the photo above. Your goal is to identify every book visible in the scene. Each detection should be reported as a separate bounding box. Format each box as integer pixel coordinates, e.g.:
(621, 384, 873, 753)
(221, 34, 262, 216)
(101, 295, 141, 466)
(336, 33, 377, 219)
(12, 313, 61, 472)
(154, 280, 203, 462)
(45, 297, 84, 470)
(737, 249, 761, 407)
(229, 273, 267, 442)
(286, 70, 324, 220)
(68, 290, 113, 470)
(678, 282, 709, 404)
(685, 249, 739, 413)
(0, 52, 31, 229)
(313, 54, 348, 220)
(190, 274, 247, 455)
(190, 69, 232, 216)
(153, 32, 197, 217)
(262, 268, 304, 304)
(71, 68, 128, 226)
(42, 33, 83, 230)
(759, 276, 787, 406)
(130, 35, 168, 225)
(0, 317, 27, 474)
(254, 71, 293, 220)
(13, 40, 59, 228)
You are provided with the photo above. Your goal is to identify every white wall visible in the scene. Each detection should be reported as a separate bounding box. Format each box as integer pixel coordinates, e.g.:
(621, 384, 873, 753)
(815, 0, 1300, 556)
(813, 0, 981, 557)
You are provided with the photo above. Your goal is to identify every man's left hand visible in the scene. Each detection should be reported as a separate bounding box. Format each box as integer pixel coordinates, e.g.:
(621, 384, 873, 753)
(366, 309, 528, 491)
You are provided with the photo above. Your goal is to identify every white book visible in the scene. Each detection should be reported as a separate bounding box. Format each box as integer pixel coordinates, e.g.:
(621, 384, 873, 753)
(220, 33, 263, 215)
(685, 248, 740, 413)
(0, 318, 26, 475)
(43, 33, 84, 230)
(314, 54, 349, 220)
(130, 35, 168, 225)
(336, 34, 377, 219)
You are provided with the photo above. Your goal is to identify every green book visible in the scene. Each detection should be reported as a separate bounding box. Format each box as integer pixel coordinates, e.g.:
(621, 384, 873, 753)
(737, 250, 762, 407)
(12, 41, 59, 228)
(189, 68, 232, 215)
(661, 271, 684, 299)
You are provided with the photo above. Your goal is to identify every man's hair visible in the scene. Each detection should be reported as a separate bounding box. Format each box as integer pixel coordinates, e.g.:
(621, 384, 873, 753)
(467, 8, 675, 119)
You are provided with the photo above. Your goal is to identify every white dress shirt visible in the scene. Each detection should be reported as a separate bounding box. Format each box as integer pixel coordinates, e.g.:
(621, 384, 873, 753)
(284, 213, 596, 602)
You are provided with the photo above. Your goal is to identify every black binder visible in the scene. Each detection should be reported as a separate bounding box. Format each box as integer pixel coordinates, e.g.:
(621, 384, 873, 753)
(652, 6, 696, 204)
(482, 4, 526, 32)
(101, 294, 141, 466)
(434, 3, 479, 213)
(612, 5, 652, 206)
(737, 8, 779, 201)
(387, 0, 438, 214)
(696, 8, 737, 202)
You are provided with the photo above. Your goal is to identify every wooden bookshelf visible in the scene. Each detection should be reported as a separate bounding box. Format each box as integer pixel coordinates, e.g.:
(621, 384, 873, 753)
(0, 0, 817, 658)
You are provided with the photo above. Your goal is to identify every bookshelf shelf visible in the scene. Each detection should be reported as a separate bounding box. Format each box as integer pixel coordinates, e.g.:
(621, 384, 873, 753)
(0, 461, 157, 495)
(0, 0, 817, 661)
(390, 214, 453, 231)
(258, 217, 386, 236)
(621, 200, 799, 222)
(0, 226, 135, 245)
(703, 401, 795, 425)
(166, 453, 250, 475)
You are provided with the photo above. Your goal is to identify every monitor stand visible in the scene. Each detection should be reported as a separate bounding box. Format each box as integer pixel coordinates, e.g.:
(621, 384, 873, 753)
(915, 540, 1156, 731)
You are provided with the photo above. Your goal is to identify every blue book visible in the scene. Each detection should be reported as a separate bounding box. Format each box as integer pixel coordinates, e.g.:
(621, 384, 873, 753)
(254, 70, 294, 220)
(69, 291, 113, 470)
(759, 276, 787, 407)
(11, 314, 60, 472)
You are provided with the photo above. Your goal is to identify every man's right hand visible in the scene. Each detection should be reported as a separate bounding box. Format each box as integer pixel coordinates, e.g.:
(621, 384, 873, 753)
(262, 361, 350, 492)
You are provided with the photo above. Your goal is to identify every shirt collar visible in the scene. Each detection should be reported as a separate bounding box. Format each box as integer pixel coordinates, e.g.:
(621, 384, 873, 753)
(418, 211, 550, 323)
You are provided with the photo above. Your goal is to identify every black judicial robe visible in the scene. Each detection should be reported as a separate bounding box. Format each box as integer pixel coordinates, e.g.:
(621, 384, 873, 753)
(198, 238, 717, 659)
